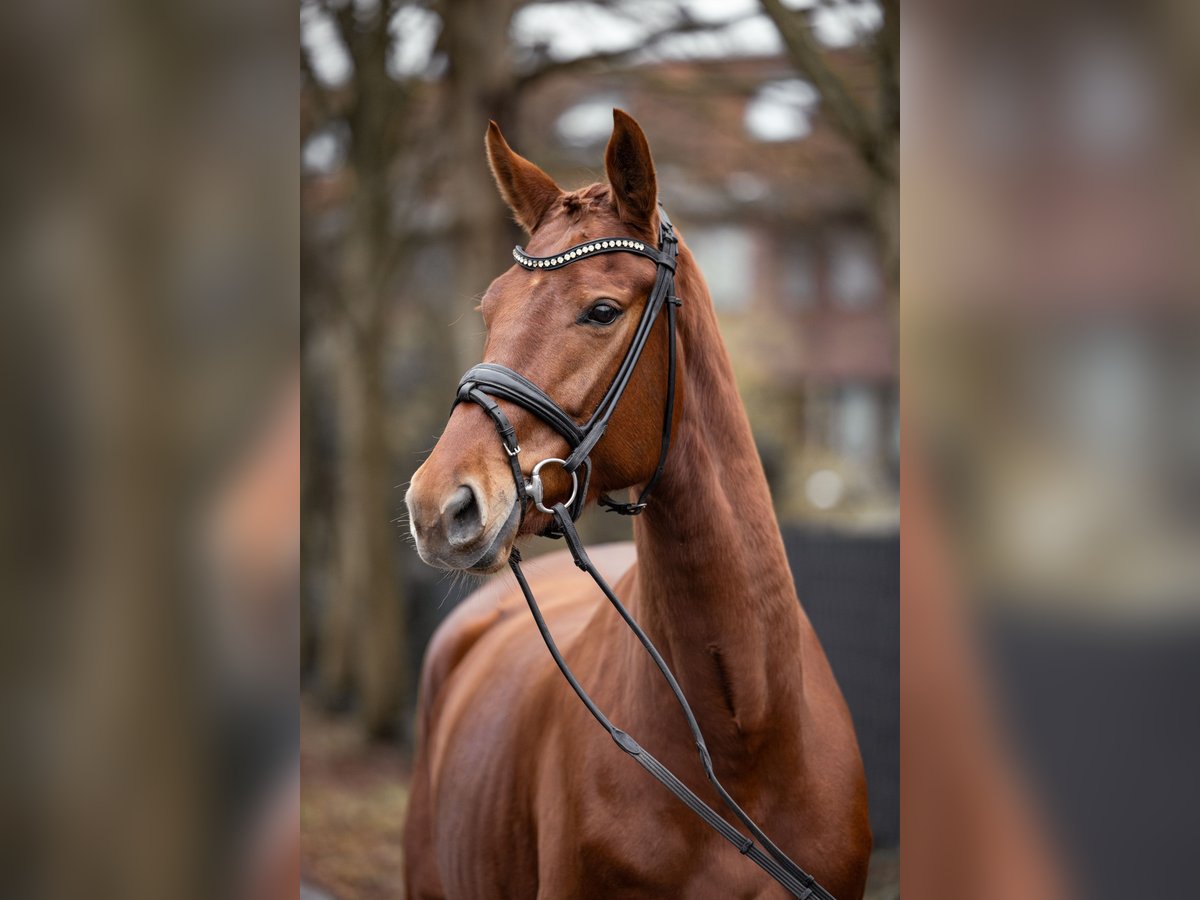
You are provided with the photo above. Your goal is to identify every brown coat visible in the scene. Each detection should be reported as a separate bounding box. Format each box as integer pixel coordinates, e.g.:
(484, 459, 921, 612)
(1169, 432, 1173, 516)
(403, 112, 870, 899)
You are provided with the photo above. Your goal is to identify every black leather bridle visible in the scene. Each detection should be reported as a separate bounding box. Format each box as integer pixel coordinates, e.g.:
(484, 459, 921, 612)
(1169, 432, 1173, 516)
(450, 206, 836, 899)
(456, 208, 681, 535)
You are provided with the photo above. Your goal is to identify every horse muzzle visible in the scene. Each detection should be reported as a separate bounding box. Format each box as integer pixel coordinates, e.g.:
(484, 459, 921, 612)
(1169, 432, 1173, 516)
(406, 478, 521, 573)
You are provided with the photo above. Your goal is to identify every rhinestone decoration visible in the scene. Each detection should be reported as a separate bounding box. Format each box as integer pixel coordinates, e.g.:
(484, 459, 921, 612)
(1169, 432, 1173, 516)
(513, 237, 653, 269)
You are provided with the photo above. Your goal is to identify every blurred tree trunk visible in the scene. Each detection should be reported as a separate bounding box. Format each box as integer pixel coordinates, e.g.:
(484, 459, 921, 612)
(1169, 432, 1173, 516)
(310, 2, 409, 738)
(441, 0, 523, 363)
(306, 0, 532, 739)
(330, 320, 404, 737)
(873, 0, 900, 292)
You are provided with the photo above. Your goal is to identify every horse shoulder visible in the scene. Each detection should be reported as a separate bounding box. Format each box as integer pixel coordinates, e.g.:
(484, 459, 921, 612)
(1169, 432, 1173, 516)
(407, 542, 638, 898)
(415, 540, 639, 722)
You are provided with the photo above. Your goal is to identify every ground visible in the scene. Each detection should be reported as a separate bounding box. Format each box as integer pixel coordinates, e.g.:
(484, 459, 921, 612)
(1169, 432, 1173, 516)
(301, 699, 900, 899)
(301, 698, 409, 899)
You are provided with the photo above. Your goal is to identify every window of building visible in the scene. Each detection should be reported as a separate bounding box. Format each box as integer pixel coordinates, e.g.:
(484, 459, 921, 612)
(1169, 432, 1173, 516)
(828, 230, 882, 309)
(836, 382, 882, 464)
(686, 226, 756, 311)
(781, 238, 818, 310)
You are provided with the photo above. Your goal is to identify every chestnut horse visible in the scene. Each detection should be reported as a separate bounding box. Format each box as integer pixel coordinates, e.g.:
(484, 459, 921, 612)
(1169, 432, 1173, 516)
(403, 111, 870, 898)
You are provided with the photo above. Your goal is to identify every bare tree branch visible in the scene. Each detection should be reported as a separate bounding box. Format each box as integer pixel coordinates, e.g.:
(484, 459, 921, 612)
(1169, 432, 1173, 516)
(516, 10, 762, 89)
(875, 0, 899, 140)
(759, 0, 889, 181)
(301, 45, 338, 135)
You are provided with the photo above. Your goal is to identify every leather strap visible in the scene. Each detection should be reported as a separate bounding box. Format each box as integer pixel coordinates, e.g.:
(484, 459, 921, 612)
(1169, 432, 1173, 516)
(563, 221, 677, 475)
(458, 364, 586, 447)
(599, 285, 679, 515)
(507, 504, 836, 900)
(460, 387, 526, 508)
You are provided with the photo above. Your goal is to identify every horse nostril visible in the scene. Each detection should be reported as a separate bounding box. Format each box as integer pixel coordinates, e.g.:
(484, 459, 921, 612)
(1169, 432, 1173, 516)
(443, 485, 484, 548)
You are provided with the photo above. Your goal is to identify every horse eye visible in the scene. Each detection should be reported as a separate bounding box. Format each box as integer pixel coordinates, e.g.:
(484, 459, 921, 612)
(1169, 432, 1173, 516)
(582, 302, 622, 326)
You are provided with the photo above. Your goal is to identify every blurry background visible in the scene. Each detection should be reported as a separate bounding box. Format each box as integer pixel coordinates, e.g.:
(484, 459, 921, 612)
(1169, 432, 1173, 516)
(0, 0, 299, 897)
(6, 0, 1200, 897)
(903, 1, 1200, 898)
(300, 0, 898, 897)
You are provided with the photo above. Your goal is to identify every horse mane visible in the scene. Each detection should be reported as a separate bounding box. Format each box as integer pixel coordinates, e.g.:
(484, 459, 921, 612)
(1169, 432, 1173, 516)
(558, 183, 613, 221)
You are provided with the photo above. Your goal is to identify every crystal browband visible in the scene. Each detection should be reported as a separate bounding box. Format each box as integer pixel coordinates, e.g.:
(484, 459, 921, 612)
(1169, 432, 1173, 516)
(512, 237, 675, 271)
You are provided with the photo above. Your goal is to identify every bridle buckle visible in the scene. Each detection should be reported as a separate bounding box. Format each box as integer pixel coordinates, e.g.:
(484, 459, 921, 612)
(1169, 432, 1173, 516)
(526, 457, 579, 515)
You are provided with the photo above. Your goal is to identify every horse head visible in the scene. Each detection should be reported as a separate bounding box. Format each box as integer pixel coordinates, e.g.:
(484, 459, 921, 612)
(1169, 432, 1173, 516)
(406, 110, 683, 572)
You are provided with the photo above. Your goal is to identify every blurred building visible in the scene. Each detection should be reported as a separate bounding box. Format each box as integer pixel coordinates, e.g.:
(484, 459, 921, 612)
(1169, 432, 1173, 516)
(517, 52, 898, 531)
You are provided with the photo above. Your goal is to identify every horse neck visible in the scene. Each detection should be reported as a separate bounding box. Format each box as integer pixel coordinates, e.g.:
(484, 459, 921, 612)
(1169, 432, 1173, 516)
(629, 252, 804, 739)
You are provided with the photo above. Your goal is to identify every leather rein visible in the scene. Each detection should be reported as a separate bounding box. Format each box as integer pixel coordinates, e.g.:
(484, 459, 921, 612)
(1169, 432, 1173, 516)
(452, 207, 835, 899)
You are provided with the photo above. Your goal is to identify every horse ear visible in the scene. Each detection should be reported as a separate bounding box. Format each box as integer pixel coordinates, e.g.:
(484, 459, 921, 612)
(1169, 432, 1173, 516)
(605, 109, 658, 230)
(486, 121, 563, 234)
